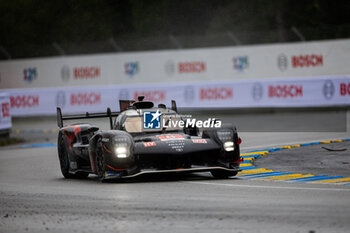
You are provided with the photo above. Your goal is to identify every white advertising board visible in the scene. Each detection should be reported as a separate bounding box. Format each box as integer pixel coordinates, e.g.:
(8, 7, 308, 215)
(2, 76, 350, 116)
(0, 39, 349, 89)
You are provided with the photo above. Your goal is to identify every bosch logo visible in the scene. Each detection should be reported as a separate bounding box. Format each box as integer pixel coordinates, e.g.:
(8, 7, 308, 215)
(268, 85, 303, 98)
(73, 67, 100, 79)
(56, 91, 66, 108)
(292, 54, 323, 68)
(277, 54, 288, 71)
(61, 66, 70, 82)
(178, 61, 206, 73)
(23, 68, 37, 83)
(340, 83, 350, 96)
(200, 87, 233, 101)
(184, 86, 195, 103)
(10, 95, 39, 108)
(323, 80, 335, 100)
(70, 93, 101, 106)
(252, 83, 263, 101)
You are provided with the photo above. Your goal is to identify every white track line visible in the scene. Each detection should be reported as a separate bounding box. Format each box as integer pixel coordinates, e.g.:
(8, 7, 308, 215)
(187, 181, 350, 191)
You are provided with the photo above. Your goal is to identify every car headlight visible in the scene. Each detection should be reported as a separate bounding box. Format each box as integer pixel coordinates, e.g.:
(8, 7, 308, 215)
(223, 141, 234, 152)
(115, 146, 128, 158)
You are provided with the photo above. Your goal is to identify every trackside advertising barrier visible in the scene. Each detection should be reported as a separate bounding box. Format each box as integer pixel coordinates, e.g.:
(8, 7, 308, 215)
(0, 39, 350, 89)
(0, 93, 12, 130)
(2, 76, 350, 116)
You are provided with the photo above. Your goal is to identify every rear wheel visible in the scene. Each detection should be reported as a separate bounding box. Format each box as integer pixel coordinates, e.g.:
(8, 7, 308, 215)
(211, 170, 238, 179)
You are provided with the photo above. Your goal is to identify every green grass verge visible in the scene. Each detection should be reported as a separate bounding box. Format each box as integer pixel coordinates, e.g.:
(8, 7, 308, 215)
(0, 137, 24, 146)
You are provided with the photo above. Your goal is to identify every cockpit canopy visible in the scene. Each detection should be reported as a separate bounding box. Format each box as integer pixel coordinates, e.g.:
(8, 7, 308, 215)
(116, 96, 181, 133)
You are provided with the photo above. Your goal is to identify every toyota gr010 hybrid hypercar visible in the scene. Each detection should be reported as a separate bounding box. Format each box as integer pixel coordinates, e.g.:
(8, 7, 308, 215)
(56, 96, 243, 181)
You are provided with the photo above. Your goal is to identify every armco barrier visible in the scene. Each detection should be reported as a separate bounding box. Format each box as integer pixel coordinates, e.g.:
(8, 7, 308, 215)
(2, 76, 350, 116)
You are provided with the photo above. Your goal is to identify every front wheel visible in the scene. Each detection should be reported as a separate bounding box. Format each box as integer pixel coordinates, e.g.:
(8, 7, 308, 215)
(210, 170, 238, 179)
(58, 133, 72, 178)
(57, 132, 89, 179)
(95, 139, 106, 181)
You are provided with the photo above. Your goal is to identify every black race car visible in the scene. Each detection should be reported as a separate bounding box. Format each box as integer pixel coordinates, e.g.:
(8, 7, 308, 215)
(57, 96, 242, 181)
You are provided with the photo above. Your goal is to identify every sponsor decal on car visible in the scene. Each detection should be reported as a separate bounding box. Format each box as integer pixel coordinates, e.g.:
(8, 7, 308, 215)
(157, 134, 185, 141)
(192, 139, 207, 144)
(167, 141, 185, 152)
(143, 142, 156, 147)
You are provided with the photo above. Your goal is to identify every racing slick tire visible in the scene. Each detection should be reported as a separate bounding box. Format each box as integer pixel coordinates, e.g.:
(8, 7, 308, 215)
(58, 132, 89, 179)
(210, 170, 238, 179)
(95, 138, 106, 181)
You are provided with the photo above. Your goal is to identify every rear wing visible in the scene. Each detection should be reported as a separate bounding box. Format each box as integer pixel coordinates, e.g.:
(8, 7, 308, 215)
(57, 107, 119, 129)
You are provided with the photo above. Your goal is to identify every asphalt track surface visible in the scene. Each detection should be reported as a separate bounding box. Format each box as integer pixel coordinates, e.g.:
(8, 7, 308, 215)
(1, 111, 350, 233)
